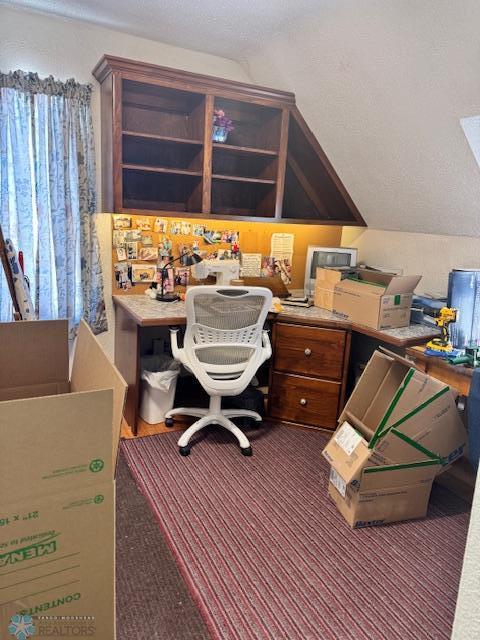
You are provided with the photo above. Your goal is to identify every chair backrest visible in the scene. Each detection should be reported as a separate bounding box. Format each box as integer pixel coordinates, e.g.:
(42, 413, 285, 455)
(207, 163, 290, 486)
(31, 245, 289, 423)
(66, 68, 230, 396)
(184, 286, 272, 374)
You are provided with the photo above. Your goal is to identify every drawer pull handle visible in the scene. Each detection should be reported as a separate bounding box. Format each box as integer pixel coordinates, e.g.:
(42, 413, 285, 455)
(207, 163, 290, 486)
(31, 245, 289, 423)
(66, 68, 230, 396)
(304, 348, 312, 357)
(300, 398, 307, 406)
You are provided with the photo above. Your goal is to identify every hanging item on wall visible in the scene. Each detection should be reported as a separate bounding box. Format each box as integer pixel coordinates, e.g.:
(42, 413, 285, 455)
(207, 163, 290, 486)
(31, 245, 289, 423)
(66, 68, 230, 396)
(274, 258, 292, 285)
(241, 253, 262, 277)
(116, 247, 127, 261)
(170, 221, 182, 235)
(139, 247, 158, 261)
(114, 262, 131, 289)
(141, 234, 153, 246)
(158, 237, 173, 257)
(113, 215, 132, 230)
(126, 241, 138, 260)
(180, 221, 191, 235)
(203, 230, 222, 244)
(153, 217, 168, 234)
(135, 217, 153, 231)
(193, 224, 205, 237)
(112, 230, 127, 247)
(126, 229, 142, 242)
(132, 263, 156, 283)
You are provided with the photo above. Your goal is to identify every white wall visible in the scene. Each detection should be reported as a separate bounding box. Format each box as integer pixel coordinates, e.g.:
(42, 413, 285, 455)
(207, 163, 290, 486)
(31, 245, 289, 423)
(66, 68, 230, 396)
(242, 0, 480, 238)
(342, 227, 480, 297)
(0, 4, 251, 357)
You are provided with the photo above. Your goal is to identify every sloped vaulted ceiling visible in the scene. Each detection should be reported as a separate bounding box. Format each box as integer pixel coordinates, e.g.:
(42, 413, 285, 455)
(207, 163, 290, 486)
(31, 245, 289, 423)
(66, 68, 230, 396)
(242, 0, 480, 237)
(5, 0, 480, 235)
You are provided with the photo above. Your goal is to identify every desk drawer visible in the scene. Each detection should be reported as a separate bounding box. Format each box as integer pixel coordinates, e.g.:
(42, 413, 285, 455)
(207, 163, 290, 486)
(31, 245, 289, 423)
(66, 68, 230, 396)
(269, 372, 340, 429)
(273, 323, 346, 380)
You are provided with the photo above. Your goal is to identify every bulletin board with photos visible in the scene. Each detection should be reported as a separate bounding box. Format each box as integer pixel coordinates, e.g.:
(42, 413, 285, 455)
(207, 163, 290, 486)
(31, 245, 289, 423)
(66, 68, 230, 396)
(111, 214, 294, 296)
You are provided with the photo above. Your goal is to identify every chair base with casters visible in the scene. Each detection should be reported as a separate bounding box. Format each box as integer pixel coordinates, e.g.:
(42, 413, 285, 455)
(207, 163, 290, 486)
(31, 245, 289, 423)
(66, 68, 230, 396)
(164, 285, 273, 457)
(165, 395, 261, 456)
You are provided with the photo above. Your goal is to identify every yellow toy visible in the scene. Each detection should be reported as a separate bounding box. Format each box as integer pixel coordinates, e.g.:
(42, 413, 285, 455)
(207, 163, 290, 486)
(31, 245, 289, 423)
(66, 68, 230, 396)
(426, 307, 457, 353)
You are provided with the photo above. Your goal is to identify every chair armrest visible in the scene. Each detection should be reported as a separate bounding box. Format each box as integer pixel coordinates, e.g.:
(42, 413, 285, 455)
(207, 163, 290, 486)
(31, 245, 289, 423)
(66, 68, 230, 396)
(169, 326, 182, 361)
(262, 330, 272, 361)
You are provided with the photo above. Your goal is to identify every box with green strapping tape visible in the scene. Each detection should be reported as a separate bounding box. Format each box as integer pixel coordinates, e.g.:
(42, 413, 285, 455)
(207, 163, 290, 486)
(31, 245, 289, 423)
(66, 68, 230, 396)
(332, 268, 422, 330)
(0, 320, 127, 639)
(322, 349, 467, 527)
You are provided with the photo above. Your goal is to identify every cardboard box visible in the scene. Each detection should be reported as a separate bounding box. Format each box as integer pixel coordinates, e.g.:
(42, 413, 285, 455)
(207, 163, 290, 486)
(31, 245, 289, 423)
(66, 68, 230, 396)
(338, 349, 467, 467)
(323, 421, 441, 527)
(314, 267, 343, 311)
(0, 320, 127, 639)
(333, 268, 422, 330)
(322, 348, 467, 527)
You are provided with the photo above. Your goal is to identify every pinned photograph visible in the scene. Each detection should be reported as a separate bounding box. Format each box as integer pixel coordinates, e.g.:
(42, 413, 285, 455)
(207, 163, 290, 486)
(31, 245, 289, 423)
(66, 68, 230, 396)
(112, 230, 127, 247)
(113, 215, 132, 230)
(141, 234, 153, 246)
(116, 246, 127, 261)
(114, 262, 131, 290)
(180, 221, 191, 235)
(139, 247, 158, 261)
(154, 217, 168, 234)
(170, 221, 182, 235)
(126, 229, 142, 242)
(126, 241, 138, 260)
(193, 224, 205, 236)
(135, 217, 153, 231)
(132, 263, 156, 282)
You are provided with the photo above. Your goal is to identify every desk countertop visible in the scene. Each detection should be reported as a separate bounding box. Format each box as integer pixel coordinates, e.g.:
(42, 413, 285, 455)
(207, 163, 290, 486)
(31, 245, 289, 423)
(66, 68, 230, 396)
(113, 295, 439, 347)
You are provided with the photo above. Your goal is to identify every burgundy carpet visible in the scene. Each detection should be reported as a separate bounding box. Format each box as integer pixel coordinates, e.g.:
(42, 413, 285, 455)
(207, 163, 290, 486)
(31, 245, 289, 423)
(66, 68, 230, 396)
(122, 424, 470, 640)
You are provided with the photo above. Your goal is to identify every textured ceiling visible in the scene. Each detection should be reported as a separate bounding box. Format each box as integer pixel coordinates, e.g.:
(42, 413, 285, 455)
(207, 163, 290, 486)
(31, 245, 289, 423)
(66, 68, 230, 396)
(3, 0, 328, 59)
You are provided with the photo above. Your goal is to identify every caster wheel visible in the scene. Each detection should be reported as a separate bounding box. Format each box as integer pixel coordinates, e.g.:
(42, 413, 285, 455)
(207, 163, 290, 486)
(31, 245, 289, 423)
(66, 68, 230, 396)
(165, 417, 174, 428)
(241, 446, 253, 457)
(179, 446, 191, 456)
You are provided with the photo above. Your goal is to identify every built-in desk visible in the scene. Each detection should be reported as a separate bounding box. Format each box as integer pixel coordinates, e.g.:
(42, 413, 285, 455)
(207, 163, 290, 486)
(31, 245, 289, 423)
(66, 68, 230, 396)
(114, 295, 439, 434)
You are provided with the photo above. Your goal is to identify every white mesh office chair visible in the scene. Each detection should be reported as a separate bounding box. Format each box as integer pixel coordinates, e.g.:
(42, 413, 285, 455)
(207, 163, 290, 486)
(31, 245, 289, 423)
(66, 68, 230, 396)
(164, 286, 272, 456)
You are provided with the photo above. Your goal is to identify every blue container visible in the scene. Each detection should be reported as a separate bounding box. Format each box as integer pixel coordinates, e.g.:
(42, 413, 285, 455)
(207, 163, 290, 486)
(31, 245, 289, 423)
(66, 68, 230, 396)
(212, 126, 228, 143)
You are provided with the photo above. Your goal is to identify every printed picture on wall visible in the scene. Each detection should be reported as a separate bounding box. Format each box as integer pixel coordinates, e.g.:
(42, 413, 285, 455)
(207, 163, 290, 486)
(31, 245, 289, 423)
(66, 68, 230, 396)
(125, 230, 142, 242)
(170, 221, 182, 235)
(126, 241, 138, 260)
(180, 221, 191, 235)
(114, 262, 131, 290)
(116, 247, 127, 261)
(132, 263, 156, 283)
(112, 230, 127, 247)
(139, 247, 158, 261)
(154, 217, 168, 234)
(135, 217, 153, 231)
(113, 215, 132, 230)
(193, 224, 205, 236)
(174, 267, 190, 287)
(141, 234, 153, 246)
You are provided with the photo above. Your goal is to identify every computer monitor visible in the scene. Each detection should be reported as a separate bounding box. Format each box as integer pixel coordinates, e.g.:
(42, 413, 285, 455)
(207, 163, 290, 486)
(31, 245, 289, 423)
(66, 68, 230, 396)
(304, 246, 358, 297)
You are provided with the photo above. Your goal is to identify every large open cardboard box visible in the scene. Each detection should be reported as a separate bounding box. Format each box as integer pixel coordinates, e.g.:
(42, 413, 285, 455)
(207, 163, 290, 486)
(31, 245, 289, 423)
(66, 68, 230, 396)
(332, 268, 422, 330)
(0, 320, 126, 639)
(322, 349, 467, 528)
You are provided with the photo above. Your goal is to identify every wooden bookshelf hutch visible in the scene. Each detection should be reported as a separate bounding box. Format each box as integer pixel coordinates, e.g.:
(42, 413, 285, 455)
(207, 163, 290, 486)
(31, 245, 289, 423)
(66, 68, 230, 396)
(93, 56, 365, 226)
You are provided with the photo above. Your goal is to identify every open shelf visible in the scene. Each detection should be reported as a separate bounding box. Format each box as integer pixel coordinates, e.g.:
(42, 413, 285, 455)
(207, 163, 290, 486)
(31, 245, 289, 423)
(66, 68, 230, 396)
(123, 131, 203, 145)
(123, 134, 203, 173)
(211, 177, 276, 218)
(123, 167, 202, 212)
(122, 163, 202, 177)
(214, 98, 282, 152)
(122, 79, 205, 141)
(212, 143, 277, 157)
(212, 144, 277, 182)
(212, 174, 276, 185)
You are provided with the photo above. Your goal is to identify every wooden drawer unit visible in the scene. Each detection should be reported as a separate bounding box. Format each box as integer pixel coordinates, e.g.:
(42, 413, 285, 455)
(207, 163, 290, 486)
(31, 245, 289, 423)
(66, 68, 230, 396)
(269, 372, 340, 429)
(273, 323, 346, 380)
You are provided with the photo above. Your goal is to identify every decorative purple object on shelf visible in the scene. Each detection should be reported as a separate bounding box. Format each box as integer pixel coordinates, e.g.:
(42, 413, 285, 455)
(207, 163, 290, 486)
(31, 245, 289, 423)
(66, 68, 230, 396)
(212, 109, 234, 143)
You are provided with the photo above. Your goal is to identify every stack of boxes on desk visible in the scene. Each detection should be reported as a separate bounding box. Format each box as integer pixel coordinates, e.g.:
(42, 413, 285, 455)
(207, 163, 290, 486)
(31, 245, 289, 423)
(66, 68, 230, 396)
(314, 266, 421, 330)
(322, 349, 467, 528)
